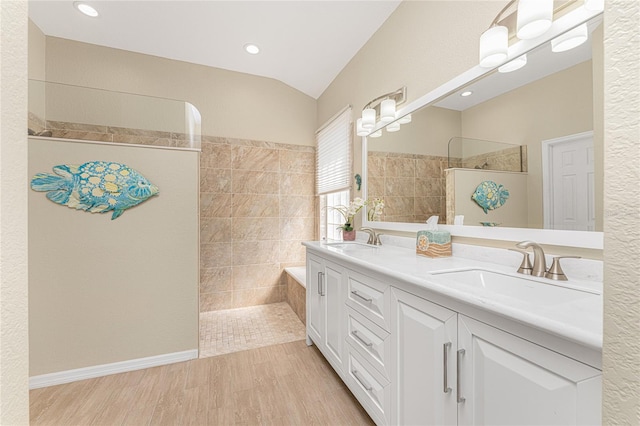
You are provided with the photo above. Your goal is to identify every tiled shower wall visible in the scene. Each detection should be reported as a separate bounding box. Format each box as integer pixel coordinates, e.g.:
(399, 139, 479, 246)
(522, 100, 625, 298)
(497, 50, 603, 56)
(199, 136, 316, 311)
(31, 119, 317, 312)
(367, 151, 448, 223)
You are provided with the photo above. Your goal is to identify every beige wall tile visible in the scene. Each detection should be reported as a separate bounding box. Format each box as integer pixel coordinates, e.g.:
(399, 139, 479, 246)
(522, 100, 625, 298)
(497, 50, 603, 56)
(415, 158, 444, 178)
(201, 243, 232, 268)
(385, 196, 414, 217)
(232, 170, 279, 194)
(414, 196, 444, 218)
(200, 267, 232, 294)
(232, 241, 280, 265)
(232, 286, 284, 308)
(279, 217, 316, 241)
(280, 150, 315, 173)
(385, 177, 415, 197)
(232, 263, 281, 290)
(200, 217, 232, 243)
(200, 193, 232, 218)
(367, 155, 385, 177)
(232, 194, 279, 218)
(232, 217, 279, 241)
(200, 291, 234, 312)
(280, 196, 315, 218)
(386, 157, 415, 178)
(279, 173, 314, 196)
(201, 143, 231, 169)
(111, 134, 174, 147)
(415, 178, 444, 197)
(50, 129, 112, 142)
(367, 177, 384, 198)
(279, 240, 306, 263)
(200, 168, 232, 193)
(232, 145, 279, 172)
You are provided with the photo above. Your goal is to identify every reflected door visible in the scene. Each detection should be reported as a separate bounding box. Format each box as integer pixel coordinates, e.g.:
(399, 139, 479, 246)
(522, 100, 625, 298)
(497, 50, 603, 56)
(543, 132, 595, 231)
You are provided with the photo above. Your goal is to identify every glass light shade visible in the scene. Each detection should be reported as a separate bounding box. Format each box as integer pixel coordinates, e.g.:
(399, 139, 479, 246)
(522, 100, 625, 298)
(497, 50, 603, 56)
(584, 0, 604, 12)
(362, 108, 376, 129)
(516, 0, 553, 39)
(398, 114, 412, 124)
(551, 24, 588, 53)
(386, 122, 401, 132)
(356, 118, 369, 136)
(369, 129, 383, 138)
(380, 99, 396, 123)
(479, 26, 508, 67)
(498, 54, 527, 73)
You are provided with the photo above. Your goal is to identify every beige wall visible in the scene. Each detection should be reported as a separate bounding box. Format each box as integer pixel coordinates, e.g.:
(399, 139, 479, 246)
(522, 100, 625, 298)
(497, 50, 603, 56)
(461, 61, 595, 229)
(602, 0, 640, 423)
(28, 20, 46, 128)
(28, 138, 199, 376)
(43, 37, 317, 146)
(0, 1, 29, 423)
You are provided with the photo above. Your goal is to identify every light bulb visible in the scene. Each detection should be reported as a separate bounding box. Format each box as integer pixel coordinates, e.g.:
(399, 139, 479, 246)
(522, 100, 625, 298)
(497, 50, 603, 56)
(369, 129, 383, 138)
(551, 24, 588, 53)
(386, 122, 401, 132)
(356, 119, 369, 136)
(74, 2, 99, 17)
(380, 99, 396, 123)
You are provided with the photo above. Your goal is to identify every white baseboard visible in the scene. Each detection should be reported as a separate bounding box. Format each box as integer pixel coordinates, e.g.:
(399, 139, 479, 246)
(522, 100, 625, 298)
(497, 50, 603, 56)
(29, 349, 198, 389)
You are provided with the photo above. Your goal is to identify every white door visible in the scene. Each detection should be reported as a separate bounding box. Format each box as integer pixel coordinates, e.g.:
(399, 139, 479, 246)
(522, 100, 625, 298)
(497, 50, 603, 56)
(458, 315, 602, 426)
(543, 131, 595, 230)
(306, 255, 324, 345)
(324, 263, 344, 370)
(391, 288, 458, 426)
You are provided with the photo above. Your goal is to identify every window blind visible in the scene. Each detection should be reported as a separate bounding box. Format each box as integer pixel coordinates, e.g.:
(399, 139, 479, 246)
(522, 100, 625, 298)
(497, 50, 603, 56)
(316, 107, 352, 195)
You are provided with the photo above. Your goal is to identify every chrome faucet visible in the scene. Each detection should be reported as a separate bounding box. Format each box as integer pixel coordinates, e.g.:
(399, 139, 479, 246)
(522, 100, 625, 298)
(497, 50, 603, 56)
(515, 241, 547, 277)
(360, 228, 382, 246)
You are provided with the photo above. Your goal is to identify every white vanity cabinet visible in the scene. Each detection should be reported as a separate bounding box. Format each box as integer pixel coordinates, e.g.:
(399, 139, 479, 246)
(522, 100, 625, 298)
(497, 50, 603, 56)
(391, 288, 458, 426)
(304, 245, 602, 426)
(306, 253, 346, 373)
(457, 315, 602, 426)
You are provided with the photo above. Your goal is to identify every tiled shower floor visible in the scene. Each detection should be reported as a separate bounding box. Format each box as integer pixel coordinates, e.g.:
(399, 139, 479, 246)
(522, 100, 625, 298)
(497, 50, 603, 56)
(199, 302, 306, 358)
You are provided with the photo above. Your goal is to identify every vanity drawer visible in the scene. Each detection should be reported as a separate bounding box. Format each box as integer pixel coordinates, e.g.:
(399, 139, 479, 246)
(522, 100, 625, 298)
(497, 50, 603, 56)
(346, 345, 390, 426)
(346, 270, 390, 331)
(346, 307, 390, 379)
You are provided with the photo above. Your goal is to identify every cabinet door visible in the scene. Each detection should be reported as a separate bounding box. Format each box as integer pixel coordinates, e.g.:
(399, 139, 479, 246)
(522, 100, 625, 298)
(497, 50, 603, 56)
(306, 255, 324, 345)
(324, 263, 344, 370)
(391, 288, 458, 426)
(458, 315, 602, 426)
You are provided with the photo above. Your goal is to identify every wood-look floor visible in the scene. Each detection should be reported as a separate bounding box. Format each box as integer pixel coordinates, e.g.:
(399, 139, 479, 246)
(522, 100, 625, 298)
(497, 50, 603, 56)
(30, 340, 375, 426)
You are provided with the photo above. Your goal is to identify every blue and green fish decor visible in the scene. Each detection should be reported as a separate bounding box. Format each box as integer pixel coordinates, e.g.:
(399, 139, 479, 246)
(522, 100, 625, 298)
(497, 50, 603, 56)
(471, 180, 509, 214)
(31, 161, 159, 220)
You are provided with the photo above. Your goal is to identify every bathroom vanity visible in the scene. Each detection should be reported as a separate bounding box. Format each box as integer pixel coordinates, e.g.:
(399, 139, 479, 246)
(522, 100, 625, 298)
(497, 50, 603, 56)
(304, 241, 602, 426)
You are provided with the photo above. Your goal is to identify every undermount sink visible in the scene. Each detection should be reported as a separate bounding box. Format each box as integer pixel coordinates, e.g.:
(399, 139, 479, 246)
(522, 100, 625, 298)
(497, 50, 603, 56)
(324, 241, 379, 251)
(430, 269, 598, 305)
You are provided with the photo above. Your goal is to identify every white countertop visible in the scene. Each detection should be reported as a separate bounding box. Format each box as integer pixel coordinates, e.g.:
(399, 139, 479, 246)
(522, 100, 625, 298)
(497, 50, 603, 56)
(303, 241, 603, 352)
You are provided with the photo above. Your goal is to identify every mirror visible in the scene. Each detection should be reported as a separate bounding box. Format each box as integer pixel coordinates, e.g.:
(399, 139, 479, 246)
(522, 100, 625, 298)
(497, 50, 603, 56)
(363, 11, 603, 249)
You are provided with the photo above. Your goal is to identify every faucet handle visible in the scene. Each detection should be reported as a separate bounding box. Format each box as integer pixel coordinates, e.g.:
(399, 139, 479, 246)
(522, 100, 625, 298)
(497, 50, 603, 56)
(545, 256, 581, 281)
(509, 248, 533, 275)
(374, 232, 383, 246)
(360, 228, 376, 245)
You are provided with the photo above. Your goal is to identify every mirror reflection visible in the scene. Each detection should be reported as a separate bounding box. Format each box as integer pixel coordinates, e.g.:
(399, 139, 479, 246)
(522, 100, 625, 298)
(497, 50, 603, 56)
(366, 17, 602, 232)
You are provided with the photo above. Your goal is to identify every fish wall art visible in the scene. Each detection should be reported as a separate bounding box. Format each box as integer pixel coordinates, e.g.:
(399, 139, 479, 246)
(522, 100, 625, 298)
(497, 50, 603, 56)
(471, 180, 509, 214)
(31, 161, 159, 220)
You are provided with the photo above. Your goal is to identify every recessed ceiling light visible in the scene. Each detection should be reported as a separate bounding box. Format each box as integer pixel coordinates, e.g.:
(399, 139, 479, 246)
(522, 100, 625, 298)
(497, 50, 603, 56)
(244, 43, 260, 55)
(461, 91, 473, 97)
(74, 2, 99, 17)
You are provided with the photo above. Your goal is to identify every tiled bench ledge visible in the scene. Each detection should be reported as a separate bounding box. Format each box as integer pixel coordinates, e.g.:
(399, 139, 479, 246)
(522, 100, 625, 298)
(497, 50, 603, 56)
(284, 267, 306, 325)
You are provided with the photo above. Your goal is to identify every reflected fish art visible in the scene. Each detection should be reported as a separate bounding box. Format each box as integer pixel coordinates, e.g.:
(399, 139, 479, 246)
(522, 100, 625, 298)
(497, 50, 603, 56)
(471, 180, 509, 214)
(31, 161, 159, 220)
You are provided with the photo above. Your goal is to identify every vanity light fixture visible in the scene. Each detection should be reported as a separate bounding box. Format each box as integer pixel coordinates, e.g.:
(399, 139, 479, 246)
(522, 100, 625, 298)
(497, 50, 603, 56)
(369, 129, 383, 138)
(360, 87, 406, 132)
(461, 91, 473, 97)
(74, 2, 99, 17)
(386, 121, 401, 132)
(498, 53, 527, 73)
(244, 43, 260, 55)
(356, 119, 369, 136)
(551, 23, 588, 52)
(584, 0, 605, 12)
(398, 114, 412, 124)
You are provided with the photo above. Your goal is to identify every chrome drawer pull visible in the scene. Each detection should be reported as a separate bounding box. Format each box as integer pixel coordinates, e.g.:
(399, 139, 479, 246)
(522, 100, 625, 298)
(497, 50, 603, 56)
(443, 342, 451, 394)
(317, 272, 325, 296)
(351, 290, 373, 303)
(352, 369, 373, 391)
(352, 330, 374, 347)
(457, 349, 466, 403)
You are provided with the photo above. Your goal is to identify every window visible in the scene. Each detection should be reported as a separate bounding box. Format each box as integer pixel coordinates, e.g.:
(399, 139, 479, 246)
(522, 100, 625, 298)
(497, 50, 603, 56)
(316, 107, 352, 241)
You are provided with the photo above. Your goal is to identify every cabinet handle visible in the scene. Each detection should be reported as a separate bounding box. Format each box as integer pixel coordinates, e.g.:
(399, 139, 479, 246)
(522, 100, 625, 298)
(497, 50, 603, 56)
(443, 342, 451, 394)
(352, 369, 373, 391)
(350, 290, 373, 303)
(317, 272, 325, 296)
(457, 349, 465, 403)
(352, 330, 374, 347)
